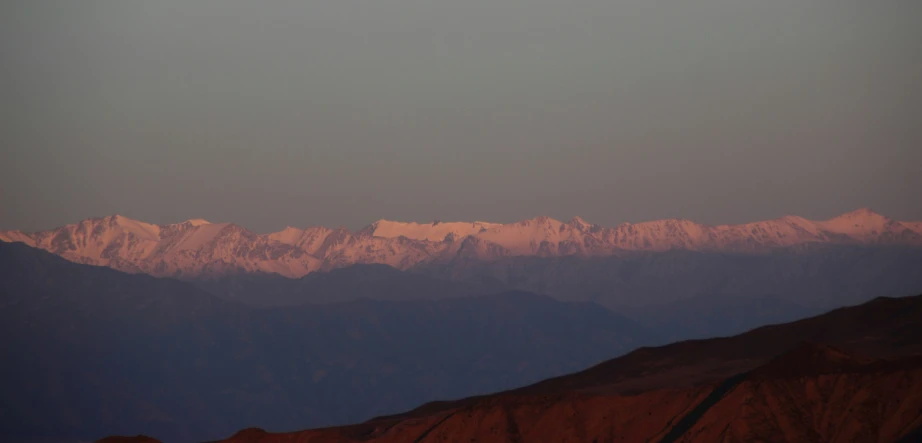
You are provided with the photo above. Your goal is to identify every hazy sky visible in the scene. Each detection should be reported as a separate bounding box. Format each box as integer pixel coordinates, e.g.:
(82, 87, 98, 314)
(3, 1, 921, 232)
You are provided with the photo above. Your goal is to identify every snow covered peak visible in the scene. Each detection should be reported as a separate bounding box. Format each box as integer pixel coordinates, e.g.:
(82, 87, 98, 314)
(520, 216, 560, 226)
(105, 214, 162, 240)
(370, 219, 500, 242)
(184, 218, 212, 227)
(820, 208, 894, 235)
(903, 222, 922, 235)
(828, 208, 884, 221)
(161, 218, 213, 230)
(777, 215, 812, 225)
(567, 216, 593, 231)
(268, 226, 306, 244)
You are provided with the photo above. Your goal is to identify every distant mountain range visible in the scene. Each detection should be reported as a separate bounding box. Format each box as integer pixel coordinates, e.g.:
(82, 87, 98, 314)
(107, 293, 922, 443)
(2, 208, 920, 279)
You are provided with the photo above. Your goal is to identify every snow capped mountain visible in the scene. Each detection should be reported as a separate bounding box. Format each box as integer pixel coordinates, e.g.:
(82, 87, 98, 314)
(369, 220, 501, 242)
(904, 221, 922, 235)
(1, 209, 920, 279)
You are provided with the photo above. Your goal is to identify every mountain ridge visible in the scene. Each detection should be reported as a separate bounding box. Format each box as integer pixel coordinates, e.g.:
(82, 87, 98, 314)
(0, 241, 657, 442)
(2, 209, 920, 279)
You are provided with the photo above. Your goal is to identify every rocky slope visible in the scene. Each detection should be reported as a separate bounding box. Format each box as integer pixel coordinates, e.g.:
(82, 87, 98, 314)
(2, 209, 920, 279)
(103, 294, 922, 443)
(223, 356, 922, 443)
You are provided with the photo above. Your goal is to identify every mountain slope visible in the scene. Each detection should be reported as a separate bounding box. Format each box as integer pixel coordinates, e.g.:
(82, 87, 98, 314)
(184, 295, 922, 443)
(513, 293, 922, 396)
(0, 242, 655, 443)
(2, 209, 920, 280)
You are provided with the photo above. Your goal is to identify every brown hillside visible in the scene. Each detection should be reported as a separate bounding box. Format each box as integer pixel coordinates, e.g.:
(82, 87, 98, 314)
(209, 350, 922, 443)
(100, 295, 922, 443)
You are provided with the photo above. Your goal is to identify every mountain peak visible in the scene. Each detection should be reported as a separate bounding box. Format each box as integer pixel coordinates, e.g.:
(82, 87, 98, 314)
(778, 214, 810, 223)
(567, 216, 593, 230)
(844, 207, 879, 216)
(163, 218, 213, 229)
(827, 208, 890, 222)
(520, 215, 560, 226)
(370, 219, 500, 242)
(102, 214, 136, 224)
(104, 214, 161, 240)
(821, 208, 895, 234)
(184, 218, 212, 226)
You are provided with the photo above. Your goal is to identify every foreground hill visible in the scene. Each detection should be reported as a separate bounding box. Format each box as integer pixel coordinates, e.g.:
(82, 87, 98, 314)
(0, 242, 654, 443)
(180, 294, 922, 443)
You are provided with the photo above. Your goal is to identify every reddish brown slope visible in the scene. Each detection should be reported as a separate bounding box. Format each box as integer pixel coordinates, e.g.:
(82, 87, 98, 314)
(513, 293, 922, 396)
(362, 293, 922, 423)
(677, 346, 922, 443)
(96, 436, 161, 443)
(99, 295, 922, 443)
(203, 388, 713, 443)
(205, 347, 922, 443)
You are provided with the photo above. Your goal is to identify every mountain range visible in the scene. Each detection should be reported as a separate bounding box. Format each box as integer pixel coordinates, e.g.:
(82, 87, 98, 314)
(4, 210, 922, 442)
(2, 209, 920, 280)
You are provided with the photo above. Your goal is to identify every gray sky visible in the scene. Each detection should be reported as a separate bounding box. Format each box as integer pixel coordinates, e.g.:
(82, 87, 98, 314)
(2, 0, 921, 232)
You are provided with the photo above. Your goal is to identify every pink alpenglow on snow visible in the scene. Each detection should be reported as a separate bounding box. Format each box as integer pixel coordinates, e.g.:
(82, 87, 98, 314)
(1, 209, 919, 279)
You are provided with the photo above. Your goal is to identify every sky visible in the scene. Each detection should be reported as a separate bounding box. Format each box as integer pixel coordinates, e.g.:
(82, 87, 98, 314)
(2, 0, 921, 233)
